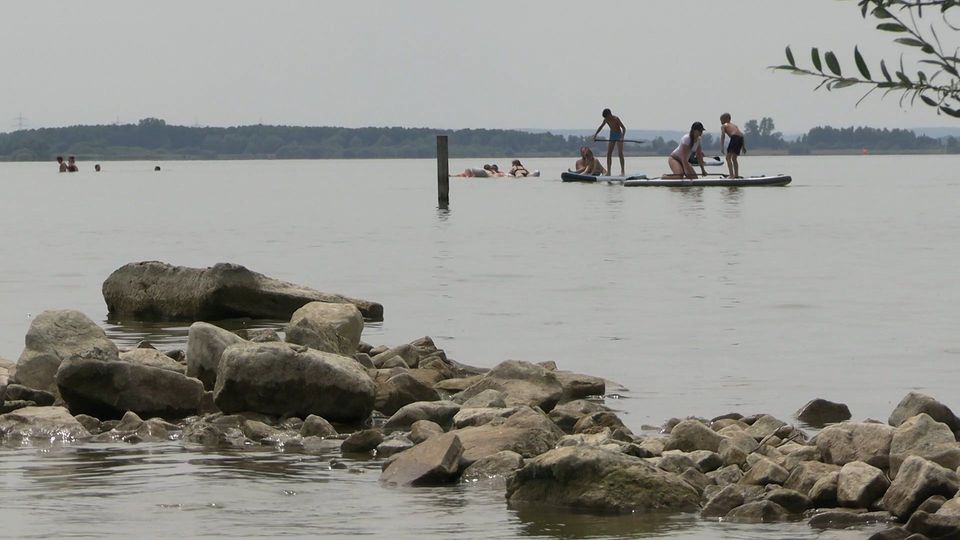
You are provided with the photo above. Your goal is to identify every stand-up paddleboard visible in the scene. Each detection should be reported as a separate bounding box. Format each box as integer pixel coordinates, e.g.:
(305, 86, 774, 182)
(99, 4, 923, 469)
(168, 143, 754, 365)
(623, 174, 791, 187)
(561, 171, 648, 183)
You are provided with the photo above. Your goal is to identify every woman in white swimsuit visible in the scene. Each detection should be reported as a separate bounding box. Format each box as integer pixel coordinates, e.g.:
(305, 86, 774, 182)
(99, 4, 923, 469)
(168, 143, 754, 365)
(667, 122, 708, 179)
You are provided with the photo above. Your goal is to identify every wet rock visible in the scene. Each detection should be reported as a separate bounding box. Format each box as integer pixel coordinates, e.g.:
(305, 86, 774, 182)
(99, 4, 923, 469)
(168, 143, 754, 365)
(462, 450, 524, 483)
(102, 260, 383, 322)
(808, 510, 893, 529)
(507, 446, 699, 514)
(73, 414, 101, 434)
(455, 360, 563, 412)
(300, 414, 337, 438)
(918, 495, 949, 515)
(409, 420, 444, 443)
(453, 406, 565, 465)
(665, 419, 724, 453)
(547, 399, 610, 433)
(372, 344, 420, 369)
(374, 372, 440, 416)
(867, 526, 913, 539)
(213, 342, 375, 423)
(460, 389, 507, 409)
(56, 356, 204, 419)
(719, 430, 759, 466)
(552, 370, 605, 401)
(746, 415, 789, 441)
(119, 348, 186, 374)
(115, 410, 144, 432)
(453, 407, 519, 429)
(637, 437, 665, 458)
(15, 309, 119, 396)
(341, 429, 384, 454)
(242, 419, 281, 442)
(889, 392, 960, 435)
(572, 411, 631, 437)
(881, 455, 960, 521)
(763, 487, 811, 514)
(784, 461, 841, 496)
(376, 433, 415, 458)
(0, 401, 35, 414)
(0, 406, 90, 442)
(838, 461, 891, 508)
(740, 455, 789, 486)
(285, 302, 363, 356)
(725, 500, 789, 523)
(808, 471, 840, 507)
(936, 496, 960, 516)
(795, 398, 852, 427)
(383, 400, 461, 432)
(185, 322, 245, 391)
(890, 414, 960, 478)
(380, 433, 463, 486)
(2, 384, 55, 406)
(815, 422, 894, 468)
(905, 510, 960, 539)
(702, 484, 750, 518)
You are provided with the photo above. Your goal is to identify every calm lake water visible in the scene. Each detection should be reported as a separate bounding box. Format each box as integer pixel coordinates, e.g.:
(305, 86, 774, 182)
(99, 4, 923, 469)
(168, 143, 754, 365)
(1, 155, 958, 538)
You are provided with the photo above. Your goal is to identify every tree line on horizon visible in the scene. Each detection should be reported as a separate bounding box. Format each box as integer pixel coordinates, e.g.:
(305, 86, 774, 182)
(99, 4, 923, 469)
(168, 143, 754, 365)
(0, 117, 955, 162)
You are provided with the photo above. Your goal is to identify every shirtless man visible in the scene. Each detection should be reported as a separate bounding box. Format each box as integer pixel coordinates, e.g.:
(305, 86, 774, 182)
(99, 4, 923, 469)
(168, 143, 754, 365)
(574, 146, 607, 175)
(56, 156, 67, 172)
(66, 156, 79, 172)
(719, 113, 746, 178)
(591, 108, 626, 176)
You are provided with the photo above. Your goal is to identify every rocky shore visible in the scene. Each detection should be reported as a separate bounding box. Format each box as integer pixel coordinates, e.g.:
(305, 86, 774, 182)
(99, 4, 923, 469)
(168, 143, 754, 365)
(2, 262, 960, 539)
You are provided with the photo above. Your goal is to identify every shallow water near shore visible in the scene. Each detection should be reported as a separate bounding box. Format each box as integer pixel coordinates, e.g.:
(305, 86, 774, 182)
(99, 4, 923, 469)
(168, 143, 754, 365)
(1, 155, 958, 538)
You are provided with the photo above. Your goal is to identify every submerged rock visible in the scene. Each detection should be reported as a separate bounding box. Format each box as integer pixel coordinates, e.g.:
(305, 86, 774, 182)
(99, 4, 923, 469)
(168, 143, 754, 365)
(455, 360, 563, 412)
(102, 261, 383, 322)
(0, 406, 90, 442)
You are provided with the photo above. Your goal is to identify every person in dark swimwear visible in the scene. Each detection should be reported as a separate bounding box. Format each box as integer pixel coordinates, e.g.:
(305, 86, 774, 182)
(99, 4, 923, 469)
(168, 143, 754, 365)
(591, 108, 626, 176)
(720, 112, 746, 178)
(66, 156, 79, 172)
(56, 156, 67, 173)
(509, 160, 530, 177)
(666, 122, 708, 179)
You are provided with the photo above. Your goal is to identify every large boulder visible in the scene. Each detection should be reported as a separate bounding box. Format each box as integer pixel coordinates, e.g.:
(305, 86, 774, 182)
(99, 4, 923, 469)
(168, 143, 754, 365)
(881, 455, 960, 521)
(815, 422, 894, 468)
(455, 360, 563, 412)
(56, 356, 204, 419)
(213, 342, 375, 423)
(552, 370, 606, 401)
(373, 372, 440, 416)
(889, 392, 960, 435)
(783, 461, 841, 496)
(186, 322, 246, 390)
(548, 400, 610, 433)
(506, 446, 699, 514)
(379, 433, 463, 487)
(889, 413, 960, 478)
(452, 406, 565, 465)
(795, 398, 852, 427)
(119, 348, 185, 374)
(0, 406, 90, 442)
(102, 261, 383, 322)
(15, 310, 119, 396)
(285, 302, 363, 356)
(837, 461, 890, 508)
(665, 419, 724, 453)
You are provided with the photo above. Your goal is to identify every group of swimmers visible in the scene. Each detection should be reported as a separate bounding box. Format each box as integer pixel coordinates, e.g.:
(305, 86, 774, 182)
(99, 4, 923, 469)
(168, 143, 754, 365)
(578, 108, 748, 179)
(453, 159, 534, 178)
(56, 156, 102, 172)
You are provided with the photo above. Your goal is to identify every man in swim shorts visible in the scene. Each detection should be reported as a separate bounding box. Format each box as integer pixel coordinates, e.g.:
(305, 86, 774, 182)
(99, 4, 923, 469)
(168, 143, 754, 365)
(719, 112, 746, 178)
(592, 108, 625, 176)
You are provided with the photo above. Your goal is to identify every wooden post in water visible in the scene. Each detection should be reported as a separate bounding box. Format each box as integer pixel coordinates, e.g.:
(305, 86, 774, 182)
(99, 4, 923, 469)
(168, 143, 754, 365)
(437, 135, 449, 207)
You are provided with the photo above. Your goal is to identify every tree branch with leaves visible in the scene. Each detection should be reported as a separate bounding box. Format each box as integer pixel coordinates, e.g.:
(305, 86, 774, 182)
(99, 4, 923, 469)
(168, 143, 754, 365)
(773, 0, 960, 117)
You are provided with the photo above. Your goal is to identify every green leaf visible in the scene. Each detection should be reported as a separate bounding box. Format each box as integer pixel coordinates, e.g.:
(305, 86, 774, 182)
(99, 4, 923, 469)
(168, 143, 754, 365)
(812, 48, 822, 72)
(872, 6, 893, 19)
(941, 105, 960, 118)
(880, 59, 892, 82)
(895, 37, 926, 48)
(831, 79, 859, 89)
(896, 71, 912, 85)
(825, 51, 842, 76)
(786, 46, 796, 67)
(854, 47, 871, 79)
(920, 94, 938, 107)
(876, 22, 907, 32)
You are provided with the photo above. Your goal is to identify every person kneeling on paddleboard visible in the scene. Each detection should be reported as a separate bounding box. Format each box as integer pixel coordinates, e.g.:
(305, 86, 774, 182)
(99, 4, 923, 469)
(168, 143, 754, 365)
(667, 122, 708, 179)
(573, 146, 607, 176)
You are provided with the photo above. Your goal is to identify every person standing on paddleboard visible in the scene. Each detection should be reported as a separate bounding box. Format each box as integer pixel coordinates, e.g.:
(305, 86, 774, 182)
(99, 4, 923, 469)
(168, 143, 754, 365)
(592, 108, 625, 176)
(719, 112, 746, 179)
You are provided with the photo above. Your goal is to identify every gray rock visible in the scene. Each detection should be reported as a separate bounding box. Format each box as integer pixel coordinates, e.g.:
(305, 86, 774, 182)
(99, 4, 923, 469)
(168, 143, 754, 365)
(808, 471, 840, 507)
(120, 348, 186, 374)
(341, 429, 384, 454)
(16, 310, 119, 396)
(0, 406, 90, 442)
(740, 455, 789, 486)
(453, 407, 519, 429)
(889, 392, 960, 434)
(702, 484, 749, 518)
(300, 415, 338, 438)
(838, 461, 891, 508)
(808, 510, 893, 529)
(784, 461, 841, 496)
(185, 322, 246, 391)
(433, 375, 482, 394)
(689, 450, 724, 473)
(102, 261, 383, 321)
(763, 488, 811, 514)
(234, 328, 281, 342)
(56, 356, 204, 419)
(455, 360, 563, 412)
(409, 420, 444, 443)
(74, 414, 101, 434)
(867, 526, 913, 540)
(746, 415, 789, 441)
(795, 398, 852, 427)
(372, 344, 420, 369)
(725, 500, 789, 523)
(905, 510, 960, 539)
(665, 419, 724, 453)
(506, 446, 699, 513)
(384, 400, 461, 432)
(656, 451, 699, 474)
(462, 450, 524, 483)
(719, 430, 760, 466)
(936, 496, 960, 516)
(881, 455, 960, 521)
(816, 421, 894, 468)
(213, 342, 376, 423)
(453, 406, 565, 465)
(890, 414, 960, 478)
(461, 389, 507, 409)
(572, 411, 630, 436)
(679, 468, 713, 494)
(707, 464, 744, 487)
(380, 433, 463, 486)
(918, 495, 949, 515)
(547, 399, 610, 433)
(784, 445, 822, 471)
(353, 353, 374, 369)
(2, 384, 55, 406)
(374, 372, 440, 416)
(552, 370, 605, 401)
(285, 302, 363, 356)
(0, 400, 36, 414)
(376, 433, 415, 458)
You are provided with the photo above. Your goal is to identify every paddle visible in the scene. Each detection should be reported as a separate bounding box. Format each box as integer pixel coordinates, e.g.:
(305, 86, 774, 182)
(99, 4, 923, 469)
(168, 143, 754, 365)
(595, 138, 647, 144)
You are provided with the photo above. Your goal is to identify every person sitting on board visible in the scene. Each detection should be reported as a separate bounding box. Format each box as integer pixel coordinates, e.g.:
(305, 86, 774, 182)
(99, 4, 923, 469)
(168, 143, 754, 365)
(591, 108, 626, 176)
(666, 122, 708, 179)
(509, 160, 530, 177)
(719, 112, 746, 178)
(573, 146, 607, 176)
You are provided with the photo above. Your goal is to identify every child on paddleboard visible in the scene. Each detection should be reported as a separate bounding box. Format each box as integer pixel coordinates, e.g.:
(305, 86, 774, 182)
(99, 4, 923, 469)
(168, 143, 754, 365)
(719, 113, 746, 178)
(591, 108, 626, 176)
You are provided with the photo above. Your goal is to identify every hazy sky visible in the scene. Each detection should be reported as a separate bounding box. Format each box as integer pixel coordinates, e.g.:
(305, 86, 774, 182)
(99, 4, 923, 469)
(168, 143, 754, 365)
(2, 0, 957, 133)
